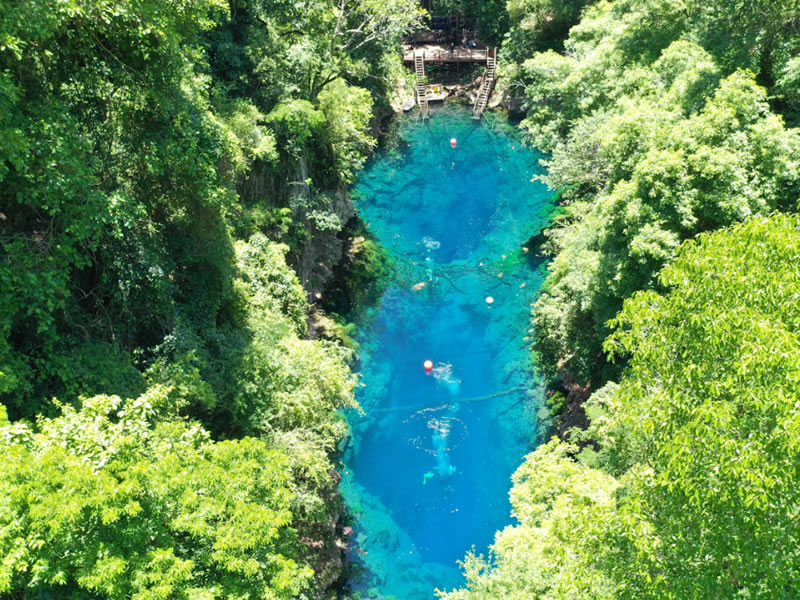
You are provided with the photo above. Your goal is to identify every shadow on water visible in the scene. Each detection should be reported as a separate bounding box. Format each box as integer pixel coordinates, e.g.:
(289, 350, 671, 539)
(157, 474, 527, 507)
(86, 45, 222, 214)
(341, 106, 553, 600)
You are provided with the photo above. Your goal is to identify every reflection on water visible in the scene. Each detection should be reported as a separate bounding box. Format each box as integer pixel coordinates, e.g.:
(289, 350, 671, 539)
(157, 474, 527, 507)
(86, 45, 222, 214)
(341, 107, 553, 599)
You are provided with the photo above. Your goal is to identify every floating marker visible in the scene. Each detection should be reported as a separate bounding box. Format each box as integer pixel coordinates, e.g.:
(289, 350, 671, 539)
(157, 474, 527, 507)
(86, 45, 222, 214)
(450, 138, 457, 148)
(485, 296, 494, 305)
(424, 360, 434, 371)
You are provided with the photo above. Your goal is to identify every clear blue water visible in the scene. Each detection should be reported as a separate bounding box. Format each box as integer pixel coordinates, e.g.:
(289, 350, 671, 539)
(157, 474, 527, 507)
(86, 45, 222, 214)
(340, 106, 552, 599)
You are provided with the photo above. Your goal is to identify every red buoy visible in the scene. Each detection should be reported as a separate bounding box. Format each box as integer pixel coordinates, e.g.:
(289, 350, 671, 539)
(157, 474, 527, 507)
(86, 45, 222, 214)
(424, 360, 434, 372)
(450, 138, 457, 148)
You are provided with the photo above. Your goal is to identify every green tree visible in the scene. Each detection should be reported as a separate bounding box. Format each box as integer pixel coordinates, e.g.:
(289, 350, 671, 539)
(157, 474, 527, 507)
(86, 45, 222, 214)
(531, 62, 800, 383)
(445, 214, 800, 600)
(0, 0, 236, 415)
(225, 234, 357, 439)
(0, 388, 314, 599)
(504, 0, 593, 58)
(596, 214, 800, 597)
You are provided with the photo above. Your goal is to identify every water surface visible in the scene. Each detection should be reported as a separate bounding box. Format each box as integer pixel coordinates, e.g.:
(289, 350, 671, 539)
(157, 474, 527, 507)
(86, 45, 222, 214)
(341, 107, 552, 599)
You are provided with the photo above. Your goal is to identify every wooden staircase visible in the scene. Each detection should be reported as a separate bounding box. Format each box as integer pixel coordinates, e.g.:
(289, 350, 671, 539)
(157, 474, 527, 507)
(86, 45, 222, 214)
(414, 50, 429, 118)
(473, 47, 497, 119)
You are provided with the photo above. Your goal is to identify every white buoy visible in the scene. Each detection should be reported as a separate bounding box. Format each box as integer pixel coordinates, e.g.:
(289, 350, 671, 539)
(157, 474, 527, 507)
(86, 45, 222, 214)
(485, 296, 494, 305)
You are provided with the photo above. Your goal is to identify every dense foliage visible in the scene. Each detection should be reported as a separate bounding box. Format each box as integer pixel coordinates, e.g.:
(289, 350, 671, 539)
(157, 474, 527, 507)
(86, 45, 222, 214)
(431, 0, 510, 45)
(443, 214, 800, 600)
(535, 65, 800, 381)
(0, 389, 313, 599)
(0, 0, 421, 597)
(0, 0, 422, 415)
(515, 0, 800, 383)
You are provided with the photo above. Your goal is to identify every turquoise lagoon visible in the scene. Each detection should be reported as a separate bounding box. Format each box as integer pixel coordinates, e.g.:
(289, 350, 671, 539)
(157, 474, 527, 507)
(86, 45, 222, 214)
(341, 106, 553, 599)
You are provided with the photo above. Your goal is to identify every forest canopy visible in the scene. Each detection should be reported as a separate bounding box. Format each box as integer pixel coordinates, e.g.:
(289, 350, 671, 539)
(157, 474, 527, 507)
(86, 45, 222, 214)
(518, 0, 800, 382)
(0, 0, 409, 597)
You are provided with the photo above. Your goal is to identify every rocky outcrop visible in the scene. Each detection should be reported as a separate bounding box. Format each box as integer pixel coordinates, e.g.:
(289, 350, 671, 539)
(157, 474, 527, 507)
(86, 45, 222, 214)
(294, 197, 355, 300)
(290, 154, 355, 300)
(297, 469, 354, 600)
(237, 151, 356, 301)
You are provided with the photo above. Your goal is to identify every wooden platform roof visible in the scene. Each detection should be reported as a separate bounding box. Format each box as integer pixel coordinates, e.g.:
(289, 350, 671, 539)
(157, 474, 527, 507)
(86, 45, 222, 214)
(402, 44, 489, 64)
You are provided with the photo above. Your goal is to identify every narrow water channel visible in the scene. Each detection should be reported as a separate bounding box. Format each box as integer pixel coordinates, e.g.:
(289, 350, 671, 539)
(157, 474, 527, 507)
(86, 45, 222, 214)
(340, 106, 553, 599)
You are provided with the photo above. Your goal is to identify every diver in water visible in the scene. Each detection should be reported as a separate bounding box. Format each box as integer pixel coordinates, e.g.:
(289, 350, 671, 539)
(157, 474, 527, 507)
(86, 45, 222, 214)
(423, 399, 458, 487)
(433, 421, 456, 479)
(419, 362, 462, 488)
(421, 418, 456, 485)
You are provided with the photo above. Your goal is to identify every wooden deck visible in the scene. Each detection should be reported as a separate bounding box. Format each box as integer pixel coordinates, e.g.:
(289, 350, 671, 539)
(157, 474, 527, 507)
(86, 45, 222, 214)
(403, 43, 489, 64)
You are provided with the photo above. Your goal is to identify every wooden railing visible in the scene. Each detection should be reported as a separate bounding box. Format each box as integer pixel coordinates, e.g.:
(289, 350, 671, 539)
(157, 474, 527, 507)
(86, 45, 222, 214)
(403, 43, 488, 63)
(473, 48, 497, 119)
(414, 50, 429, 118)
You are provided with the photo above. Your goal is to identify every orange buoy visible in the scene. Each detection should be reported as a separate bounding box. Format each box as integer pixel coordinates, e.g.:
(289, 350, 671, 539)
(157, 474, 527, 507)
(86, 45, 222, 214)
(450, 138, 457, 148)
(424, 360, 434, 372)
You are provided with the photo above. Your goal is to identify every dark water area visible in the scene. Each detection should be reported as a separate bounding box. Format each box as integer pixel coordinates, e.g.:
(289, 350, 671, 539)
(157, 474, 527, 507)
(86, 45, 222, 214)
(340, 106, 553, 599)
